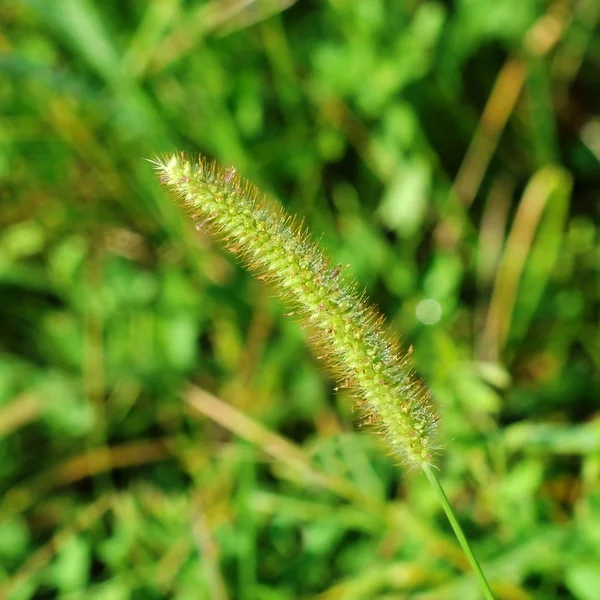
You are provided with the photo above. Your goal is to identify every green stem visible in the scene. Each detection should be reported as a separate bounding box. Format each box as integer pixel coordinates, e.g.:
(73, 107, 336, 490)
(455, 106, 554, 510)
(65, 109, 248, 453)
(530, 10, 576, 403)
(423, 464, 496, 600)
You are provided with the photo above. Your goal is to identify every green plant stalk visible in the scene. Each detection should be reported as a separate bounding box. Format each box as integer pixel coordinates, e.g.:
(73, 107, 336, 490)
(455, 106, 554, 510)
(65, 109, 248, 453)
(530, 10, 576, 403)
(152, 153, 495, 598)
(424, 465, 495, 600)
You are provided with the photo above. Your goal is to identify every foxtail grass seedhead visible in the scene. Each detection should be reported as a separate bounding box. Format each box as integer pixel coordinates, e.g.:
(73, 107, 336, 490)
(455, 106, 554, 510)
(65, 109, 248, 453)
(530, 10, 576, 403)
(152, 153, 439, 468)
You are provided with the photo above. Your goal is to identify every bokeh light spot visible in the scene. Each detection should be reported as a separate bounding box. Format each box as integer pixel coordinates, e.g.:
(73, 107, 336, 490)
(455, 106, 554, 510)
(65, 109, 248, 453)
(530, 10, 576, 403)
(416, 299, 442, 325)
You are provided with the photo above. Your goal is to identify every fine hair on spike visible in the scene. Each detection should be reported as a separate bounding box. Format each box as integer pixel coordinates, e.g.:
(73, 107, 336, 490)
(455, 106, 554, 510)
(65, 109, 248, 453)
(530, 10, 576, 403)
(152, 153, 439, 469)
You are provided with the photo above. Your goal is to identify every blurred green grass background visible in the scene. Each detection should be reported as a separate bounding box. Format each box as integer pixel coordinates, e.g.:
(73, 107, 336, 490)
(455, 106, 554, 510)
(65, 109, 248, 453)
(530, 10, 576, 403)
(1, 0, 599, 598)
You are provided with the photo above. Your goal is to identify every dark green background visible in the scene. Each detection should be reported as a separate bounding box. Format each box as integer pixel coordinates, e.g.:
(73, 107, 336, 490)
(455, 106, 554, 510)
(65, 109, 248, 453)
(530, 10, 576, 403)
(1, 0, 599, 598)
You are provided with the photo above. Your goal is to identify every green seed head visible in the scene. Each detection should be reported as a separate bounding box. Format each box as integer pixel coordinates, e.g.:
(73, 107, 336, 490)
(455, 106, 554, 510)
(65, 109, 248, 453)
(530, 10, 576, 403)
(152, 153, 439, 468)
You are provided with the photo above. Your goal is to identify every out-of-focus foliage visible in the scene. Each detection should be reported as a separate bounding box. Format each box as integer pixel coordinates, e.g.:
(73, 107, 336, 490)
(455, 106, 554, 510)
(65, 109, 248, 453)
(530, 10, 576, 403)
(0, 0, 598, 598)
